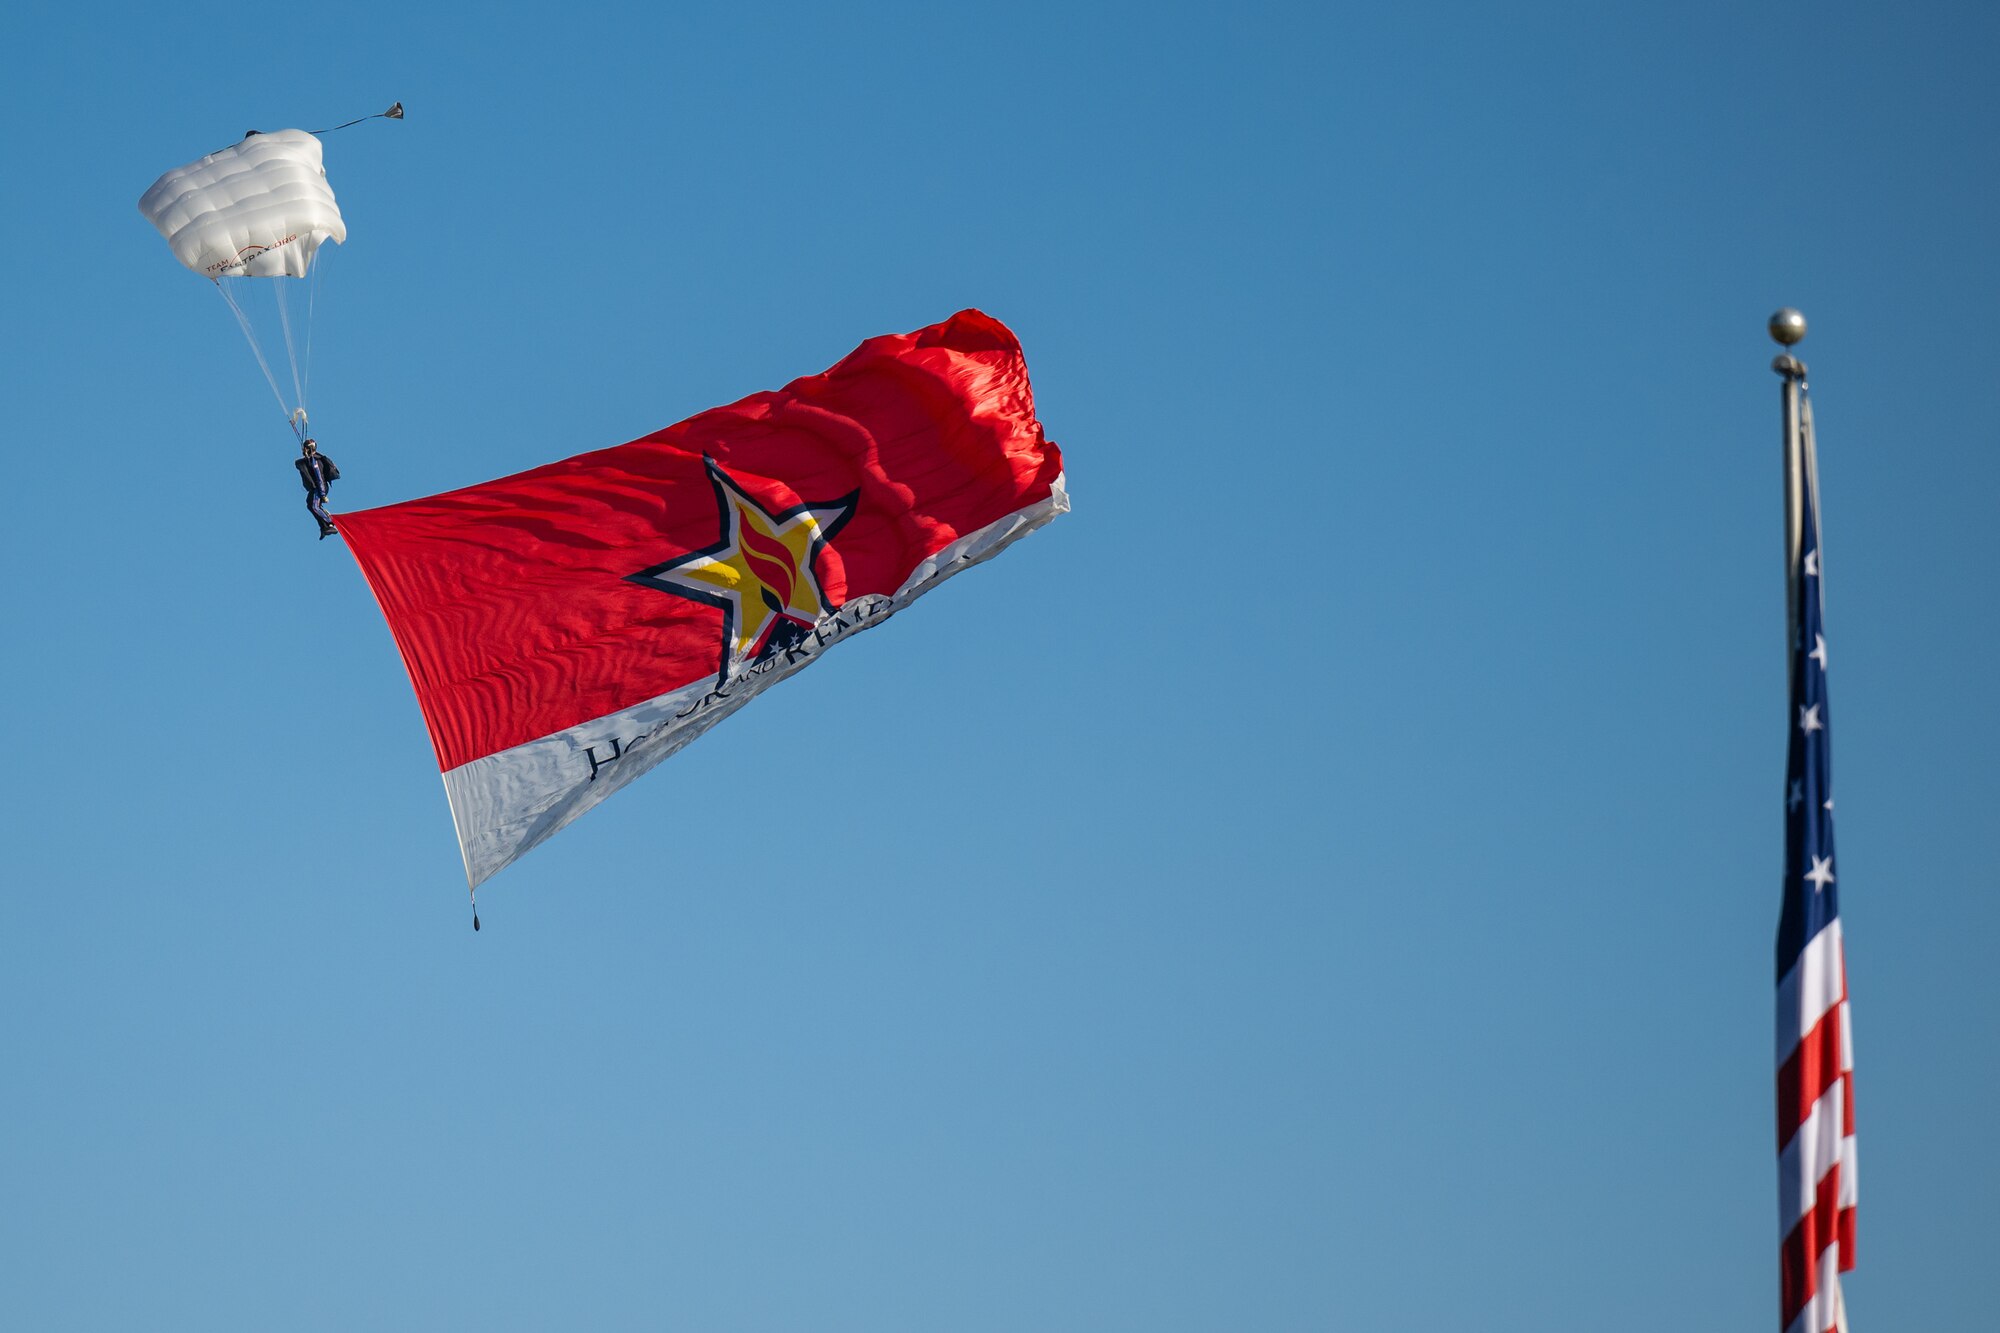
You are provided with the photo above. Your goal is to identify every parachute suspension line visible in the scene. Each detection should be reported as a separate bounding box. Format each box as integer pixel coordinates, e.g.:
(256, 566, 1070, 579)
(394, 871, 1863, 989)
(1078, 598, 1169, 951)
(276, 279, 306, 419)
(302, 249, 325, 417)
(215, 279, 296, 432)
(470, 885, 481, 932)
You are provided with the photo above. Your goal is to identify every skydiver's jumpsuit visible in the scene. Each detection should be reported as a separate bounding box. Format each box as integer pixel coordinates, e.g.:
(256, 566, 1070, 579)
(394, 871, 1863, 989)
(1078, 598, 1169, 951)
(296, 451, 340, 536)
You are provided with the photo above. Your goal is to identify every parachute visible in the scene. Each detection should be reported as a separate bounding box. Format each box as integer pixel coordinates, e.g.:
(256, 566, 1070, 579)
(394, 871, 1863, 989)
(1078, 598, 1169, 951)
(138, 109, 397, 440)
(138, 129, 345, 280)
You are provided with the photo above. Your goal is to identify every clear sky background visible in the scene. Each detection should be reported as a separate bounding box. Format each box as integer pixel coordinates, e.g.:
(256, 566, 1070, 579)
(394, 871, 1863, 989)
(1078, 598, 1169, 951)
(1, 2, 1993, 1329)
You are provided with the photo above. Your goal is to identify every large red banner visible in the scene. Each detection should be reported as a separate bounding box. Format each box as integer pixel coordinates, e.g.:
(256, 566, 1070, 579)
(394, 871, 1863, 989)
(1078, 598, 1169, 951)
(338, 310, 1067, 889)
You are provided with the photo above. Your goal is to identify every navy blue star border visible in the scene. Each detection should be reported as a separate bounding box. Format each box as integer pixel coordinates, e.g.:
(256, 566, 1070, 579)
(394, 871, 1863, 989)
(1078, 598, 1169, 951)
(1775, 399, 1838, 983)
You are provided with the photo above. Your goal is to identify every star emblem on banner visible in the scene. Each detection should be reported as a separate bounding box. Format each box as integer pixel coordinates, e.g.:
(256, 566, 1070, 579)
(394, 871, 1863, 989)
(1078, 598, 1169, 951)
(628, 458, 858, 685)
(1804, 855, 1836, 892)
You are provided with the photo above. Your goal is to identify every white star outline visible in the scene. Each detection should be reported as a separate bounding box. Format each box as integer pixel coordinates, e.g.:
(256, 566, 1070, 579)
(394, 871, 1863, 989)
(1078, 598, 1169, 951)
(627, 457, 858, 685)
(1804, 855, 1836, 892)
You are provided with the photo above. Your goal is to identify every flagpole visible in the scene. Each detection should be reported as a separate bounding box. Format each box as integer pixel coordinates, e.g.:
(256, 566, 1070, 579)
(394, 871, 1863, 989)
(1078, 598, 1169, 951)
(1770, 308, 1809, 641)
(1769, 305, 1855, 1333)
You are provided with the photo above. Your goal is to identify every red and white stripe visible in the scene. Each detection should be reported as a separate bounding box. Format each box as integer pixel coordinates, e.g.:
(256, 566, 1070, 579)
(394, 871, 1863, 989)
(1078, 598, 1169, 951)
(1777, 919, 1857, 1333)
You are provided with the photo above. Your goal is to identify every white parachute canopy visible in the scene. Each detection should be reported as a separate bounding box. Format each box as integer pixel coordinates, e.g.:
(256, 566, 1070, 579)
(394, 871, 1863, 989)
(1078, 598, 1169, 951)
(138, 129, 348, 436)
(138, 129, 345, 279)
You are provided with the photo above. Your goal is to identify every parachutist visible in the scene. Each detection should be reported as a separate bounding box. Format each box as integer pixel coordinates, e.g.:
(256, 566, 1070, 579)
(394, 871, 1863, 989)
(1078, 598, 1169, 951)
(295, 438, 342, 540)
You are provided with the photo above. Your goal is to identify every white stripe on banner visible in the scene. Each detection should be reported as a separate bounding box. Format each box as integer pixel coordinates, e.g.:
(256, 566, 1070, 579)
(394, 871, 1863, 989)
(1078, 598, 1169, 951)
(442, 476, 1070, 887)
(1776, 920, 1845, 1064)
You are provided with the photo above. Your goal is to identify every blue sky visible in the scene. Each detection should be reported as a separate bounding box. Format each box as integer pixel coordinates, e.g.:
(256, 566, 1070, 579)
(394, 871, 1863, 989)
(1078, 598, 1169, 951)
(1, 2, 1994, 1328)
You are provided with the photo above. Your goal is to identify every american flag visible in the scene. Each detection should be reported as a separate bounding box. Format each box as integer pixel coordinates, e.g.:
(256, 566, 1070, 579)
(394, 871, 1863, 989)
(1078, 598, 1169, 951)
(1775, 390, 1857, 1333)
